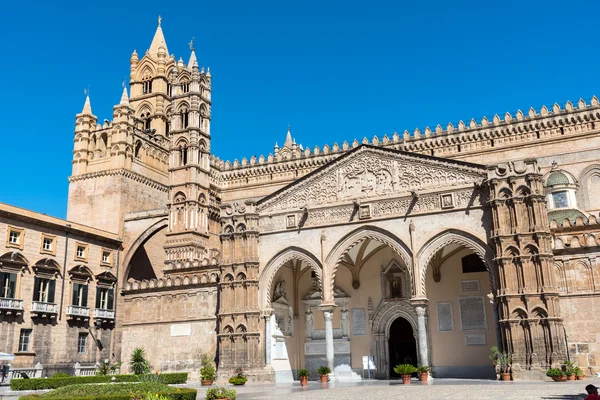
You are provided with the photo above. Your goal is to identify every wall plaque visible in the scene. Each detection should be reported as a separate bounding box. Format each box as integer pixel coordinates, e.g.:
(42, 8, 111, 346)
(436, 302, 454, 332)
(461, 280, 480, 293)
(458, 296, 487, 331)
(465, 333, 486, 346)
(170, 323, 191, 337)
(351, 308, 366, 336)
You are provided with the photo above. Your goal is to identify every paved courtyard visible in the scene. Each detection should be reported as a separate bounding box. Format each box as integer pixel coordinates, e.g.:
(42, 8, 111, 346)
(2, 379, 598, 399)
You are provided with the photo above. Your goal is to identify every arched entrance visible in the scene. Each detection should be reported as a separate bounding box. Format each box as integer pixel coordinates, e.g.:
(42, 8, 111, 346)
(388, 317, 417, 378)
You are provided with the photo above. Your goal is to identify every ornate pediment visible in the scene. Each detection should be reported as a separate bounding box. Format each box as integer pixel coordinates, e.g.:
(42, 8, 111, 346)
(257, 145, 486, 214)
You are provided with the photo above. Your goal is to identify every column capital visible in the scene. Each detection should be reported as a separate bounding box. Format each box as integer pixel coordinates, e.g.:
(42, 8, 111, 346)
(262, 308, 274, 319)
(318, 303, 337, 314)
(410, 298, 429, 308)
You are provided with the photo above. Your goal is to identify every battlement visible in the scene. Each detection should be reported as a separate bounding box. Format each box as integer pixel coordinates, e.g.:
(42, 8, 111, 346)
(210, 96, 600, 187)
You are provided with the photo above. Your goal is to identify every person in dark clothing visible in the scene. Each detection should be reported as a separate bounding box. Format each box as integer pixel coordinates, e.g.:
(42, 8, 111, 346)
(585, 384, 600, 400)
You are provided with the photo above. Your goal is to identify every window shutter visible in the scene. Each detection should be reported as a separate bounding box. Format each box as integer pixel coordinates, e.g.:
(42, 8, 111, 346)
(82, 284, 88, 307)
(96, 287, 101, 309)
(48, 280, 56, 303)
(8, 273, 16, 299)
(107, 288, 114, 310)
(72, 284, 78, 306)
(33, 278, 41, 302)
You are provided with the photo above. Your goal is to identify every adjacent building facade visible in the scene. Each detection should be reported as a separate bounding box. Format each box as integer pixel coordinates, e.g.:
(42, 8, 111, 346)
(3, 19, 600, 380)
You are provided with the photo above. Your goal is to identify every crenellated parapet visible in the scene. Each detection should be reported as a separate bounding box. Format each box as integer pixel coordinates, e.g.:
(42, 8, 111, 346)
(209, 97, 600, 191)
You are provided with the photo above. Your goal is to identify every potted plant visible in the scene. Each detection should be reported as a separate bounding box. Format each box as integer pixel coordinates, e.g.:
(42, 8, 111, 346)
(489, 346, 511, 381)
(297, 368, 310, 386)
(317, 366, 331, 383)
(417, 366, 430, 382)
(546, 368, 566, 382)
(200, 354, 217, 386)
(394, 364, 417, 384)
(228, 367, 247, 386)
(575, 366, 585, 380)
(205, 387, 237, 400)
(563, 360, 576, 381)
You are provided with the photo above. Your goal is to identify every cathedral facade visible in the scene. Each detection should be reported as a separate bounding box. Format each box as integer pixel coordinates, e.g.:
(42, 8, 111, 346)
(3, 20, 600, 381)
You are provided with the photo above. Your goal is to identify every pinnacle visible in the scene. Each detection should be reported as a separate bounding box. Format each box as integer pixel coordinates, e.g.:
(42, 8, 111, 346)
(82, 95, 92, 114)
(284, 126, 293, 148)
(120, 87, 129, 105)
(187, 49, 198, 69)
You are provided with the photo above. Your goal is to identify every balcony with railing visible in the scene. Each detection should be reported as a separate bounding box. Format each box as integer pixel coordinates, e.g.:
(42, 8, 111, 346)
(0, 297, 24, 315)
(31, 301, 58, 317)
(93, 308, 115, 321)
(67, 305, 90, 320)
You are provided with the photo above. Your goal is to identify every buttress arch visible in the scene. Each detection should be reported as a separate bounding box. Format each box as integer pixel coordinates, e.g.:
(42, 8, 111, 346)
(417, 229, 497, 295)
(259, 246, 323, 311)
(121, 218, 168, 286)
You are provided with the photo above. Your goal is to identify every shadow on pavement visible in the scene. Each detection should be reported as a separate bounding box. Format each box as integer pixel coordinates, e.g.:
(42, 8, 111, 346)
(542, 395, 585, 400)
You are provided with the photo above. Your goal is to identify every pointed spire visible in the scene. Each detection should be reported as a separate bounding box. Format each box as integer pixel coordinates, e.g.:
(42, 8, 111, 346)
(82, 95, 92, 114)
(187, 49, 198, 69)
(120, 87, 129, 105)
(284, 125, 293, 148)
(149, 16, 169, 58)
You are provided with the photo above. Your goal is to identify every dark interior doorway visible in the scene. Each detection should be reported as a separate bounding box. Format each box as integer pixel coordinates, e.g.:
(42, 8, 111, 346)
(388, 317, 418, 378)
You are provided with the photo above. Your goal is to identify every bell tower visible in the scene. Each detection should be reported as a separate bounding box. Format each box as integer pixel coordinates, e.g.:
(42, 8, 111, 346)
(163, 38, 215, 270)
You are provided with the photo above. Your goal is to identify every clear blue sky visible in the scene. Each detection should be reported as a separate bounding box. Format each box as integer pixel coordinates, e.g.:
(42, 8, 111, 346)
(2, 0, 598, 219)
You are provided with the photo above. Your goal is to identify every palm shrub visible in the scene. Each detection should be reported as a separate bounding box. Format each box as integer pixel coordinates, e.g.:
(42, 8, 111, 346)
(317, 366, 331, 376)
(96, 360, 122, 376)
(393, 364, 417, 375)
(297, 369, 310, 378)
(417, 366, 430, 374)
(131, 347, 151, 375)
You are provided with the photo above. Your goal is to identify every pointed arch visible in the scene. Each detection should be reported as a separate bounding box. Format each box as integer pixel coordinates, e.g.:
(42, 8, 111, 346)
(259, 246, 323, 310)
(417, 229, 497, 294)
(326, 225, 412, 296)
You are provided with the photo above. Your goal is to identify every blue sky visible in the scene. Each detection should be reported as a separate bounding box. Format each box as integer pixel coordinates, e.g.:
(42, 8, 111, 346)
(2, 0, 599, 218)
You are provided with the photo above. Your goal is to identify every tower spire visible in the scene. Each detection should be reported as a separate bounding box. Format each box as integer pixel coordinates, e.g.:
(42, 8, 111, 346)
(187, 37, 197, 69)
(82, 94, 92, 114)
(120, 86, 129, 105)
(149, 16, 169, 58)
(284, 125, 293, 148)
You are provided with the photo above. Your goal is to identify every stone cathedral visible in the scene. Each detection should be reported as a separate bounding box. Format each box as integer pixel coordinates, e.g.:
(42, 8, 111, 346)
(3, 19, 600, 381)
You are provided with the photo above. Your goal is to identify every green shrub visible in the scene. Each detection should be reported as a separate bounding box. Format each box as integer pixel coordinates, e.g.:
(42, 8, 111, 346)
(416, 366, 430, 374)
(17, 382, 197, 400)
(130, 347, 151, 375)
(205, 387, 236, 400)
(393, 364, 417, 375)
(51, 373, 71, 378)
(200, 354, 216, 382)
(11, 372, 188, 391)
(297, 368, 310, 378)
(228, 367, 247, 385)
(546, 368, 565, 377)
(316, 366, 331, 375)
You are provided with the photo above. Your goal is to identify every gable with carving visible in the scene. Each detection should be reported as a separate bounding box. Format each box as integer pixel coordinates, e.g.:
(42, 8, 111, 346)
(257, 145, 486, 214)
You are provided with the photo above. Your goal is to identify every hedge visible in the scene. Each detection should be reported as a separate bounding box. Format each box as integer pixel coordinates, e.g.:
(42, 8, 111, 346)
(18, 388, 197, 400)
(10, 372, 188, 391)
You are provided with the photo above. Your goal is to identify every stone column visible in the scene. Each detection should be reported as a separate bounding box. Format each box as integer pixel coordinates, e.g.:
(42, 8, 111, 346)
(320, 305, 336, 379)
(263, 309, 273, 366)
(415, 305, 429, 367)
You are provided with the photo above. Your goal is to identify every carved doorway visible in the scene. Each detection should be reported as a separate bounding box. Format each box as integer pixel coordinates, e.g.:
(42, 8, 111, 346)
(388, 317, 417, 378)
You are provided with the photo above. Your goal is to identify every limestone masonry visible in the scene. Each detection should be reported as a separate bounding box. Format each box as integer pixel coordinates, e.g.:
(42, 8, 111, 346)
(2, 19, 600, 381)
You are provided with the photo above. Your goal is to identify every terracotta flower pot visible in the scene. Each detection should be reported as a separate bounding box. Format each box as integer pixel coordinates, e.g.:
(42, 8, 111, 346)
(402, 374, 411, 384)
(419, 372, 428, 382)
(551, 376, 567, 382)
(567, 375, 576, 381)
(320, 374, 328, 383)
(201, 380, 213, 386)
(300, 376, 309, 386)
(500, 373, 510, 381)
(577, 376, 584, 380)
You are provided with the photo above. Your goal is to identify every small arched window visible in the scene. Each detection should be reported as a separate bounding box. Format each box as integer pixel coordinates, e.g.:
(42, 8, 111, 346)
(182, 111, 189, 129)
(143, 79, 152, 94)
(181, 82, 189, 93)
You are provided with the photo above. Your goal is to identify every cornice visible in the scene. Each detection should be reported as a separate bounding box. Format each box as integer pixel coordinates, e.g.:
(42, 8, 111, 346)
(68, 168, 168, 192)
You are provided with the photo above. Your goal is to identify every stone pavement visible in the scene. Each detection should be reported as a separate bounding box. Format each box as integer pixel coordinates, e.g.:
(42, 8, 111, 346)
(2, 379, 599, 400)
